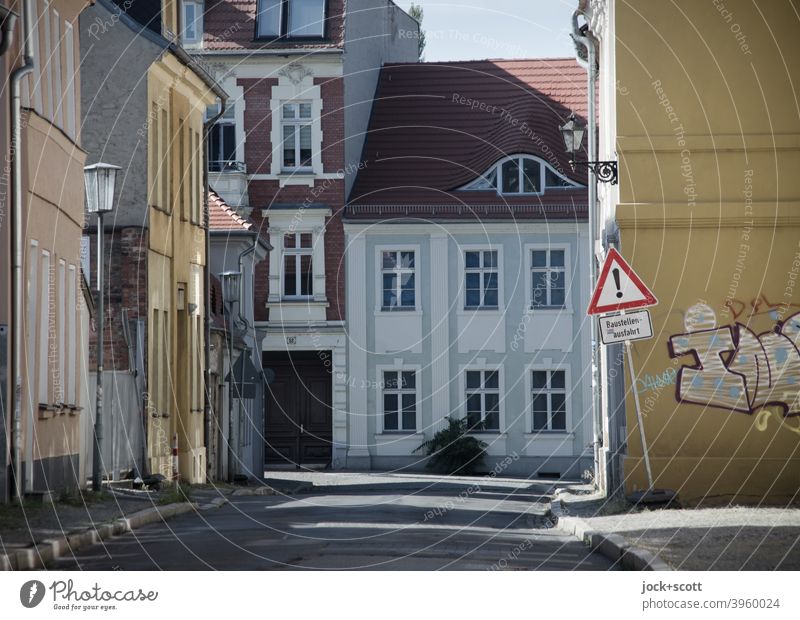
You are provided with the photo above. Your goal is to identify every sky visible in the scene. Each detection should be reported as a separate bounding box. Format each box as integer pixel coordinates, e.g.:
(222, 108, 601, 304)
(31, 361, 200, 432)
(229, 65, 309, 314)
(399, 0, 579, 62)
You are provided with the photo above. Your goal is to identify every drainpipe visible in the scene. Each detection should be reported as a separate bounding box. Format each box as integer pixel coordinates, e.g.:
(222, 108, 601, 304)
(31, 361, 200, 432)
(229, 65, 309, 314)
(571, 4, 606, 494)
(203, 100, 225, 482)
(9, 0, 35, 501)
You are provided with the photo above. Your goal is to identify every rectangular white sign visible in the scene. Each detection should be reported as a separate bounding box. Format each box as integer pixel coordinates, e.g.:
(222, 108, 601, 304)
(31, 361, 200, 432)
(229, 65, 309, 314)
(598, 309, 653, 344)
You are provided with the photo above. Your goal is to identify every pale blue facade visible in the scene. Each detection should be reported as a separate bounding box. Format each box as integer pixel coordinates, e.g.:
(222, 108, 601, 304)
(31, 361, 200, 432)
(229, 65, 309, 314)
(344, 220, 593, 478)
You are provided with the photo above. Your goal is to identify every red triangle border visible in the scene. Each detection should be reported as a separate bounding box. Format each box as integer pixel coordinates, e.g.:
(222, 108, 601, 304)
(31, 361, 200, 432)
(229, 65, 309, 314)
(587, 248, 658, 315)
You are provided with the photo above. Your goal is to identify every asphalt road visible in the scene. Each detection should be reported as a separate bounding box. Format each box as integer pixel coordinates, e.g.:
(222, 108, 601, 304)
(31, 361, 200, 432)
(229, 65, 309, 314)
(50, 485, 615, 570)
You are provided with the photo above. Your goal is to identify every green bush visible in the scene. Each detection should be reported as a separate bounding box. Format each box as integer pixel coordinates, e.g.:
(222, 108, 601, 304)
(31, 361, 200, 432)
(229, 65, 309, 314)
(414, 416, 487, 475)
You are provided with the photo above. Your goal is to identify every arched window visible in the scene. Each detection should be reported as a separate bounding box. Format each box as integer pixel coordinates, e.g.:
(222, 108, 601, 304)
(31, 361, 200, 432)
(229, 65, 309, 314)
(460, 155, 581, 196)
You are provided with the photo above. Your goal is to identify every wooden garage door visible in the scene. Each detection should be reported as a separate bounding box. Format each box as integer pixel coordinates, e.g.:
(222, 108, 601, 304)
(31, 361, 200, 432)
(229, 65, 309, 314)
(264, 351, 333, 466)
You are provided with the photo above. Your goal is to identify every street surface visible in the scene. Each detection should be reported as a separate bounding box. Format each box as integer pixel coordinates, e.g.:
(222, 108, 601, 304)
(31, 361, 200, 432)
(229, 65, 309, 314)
(52, 475, 615, 570)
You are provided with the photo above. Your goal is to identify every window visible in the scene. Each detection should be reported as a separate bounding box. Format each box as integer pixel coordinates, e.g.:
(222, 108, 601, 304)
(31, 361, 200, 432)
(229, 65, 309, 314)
(179, 117, 186, 220)
(64, 22, 75, 138)
(465, 250, 498, 309)
(460, 155, 579, 196)
(151, 105, 170, 210)
(281, 102, 312, 170)
(382, 370, 416, 432)
(287, 0, 325, 37)
(532, 370, 567, 431)
(38, 251, 50, 404)
(257, 0, 325, 38)
(283, 232, 313, 297)
(531, 249, 566, 309)
(207, 104, 237, 171)
(26, 242, 39, 412)
(66, 265, 76, 405)
(43, 1, 53, 121)
(52, 10, 62, 129)
(465, 370, 500, 431)
(181, 0, 203, 45)
(57, 260, 65, 403)
(381, 250, 415, 311)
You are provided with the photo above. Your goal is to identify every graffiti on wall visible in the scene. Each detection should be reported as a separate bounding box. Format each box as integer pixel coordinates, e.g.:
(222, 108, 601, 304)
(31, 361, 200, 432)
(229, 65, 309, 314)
(668, 303, 800, 416)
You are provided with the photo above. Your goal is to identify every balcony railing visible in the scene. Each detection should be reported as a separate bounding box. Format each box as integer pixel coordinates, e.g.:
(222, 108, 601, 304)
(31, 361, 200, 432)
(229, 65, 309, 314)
(208, 160, 246, 173)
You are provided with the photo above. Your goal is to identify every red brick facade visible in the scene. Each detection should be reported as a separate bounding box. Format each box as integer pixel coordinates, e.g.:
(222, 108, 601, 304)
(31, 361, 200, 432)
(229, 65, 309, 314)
(88, 227, 149, 370)
(240, 76, 346, 323)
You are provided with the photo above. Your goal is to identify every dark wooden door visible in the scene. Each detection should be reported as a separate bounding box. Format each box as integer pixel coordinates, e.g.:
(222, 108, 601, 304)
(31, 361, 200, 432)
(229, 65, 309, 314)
(264, 351, 333, 466)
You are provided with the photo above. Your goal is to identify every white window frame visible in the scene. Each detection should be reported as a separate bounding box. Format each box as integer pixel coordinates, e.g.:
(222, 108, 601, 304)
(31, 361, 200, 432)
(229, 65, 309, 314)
(181, 0, 203, 46)
(38, 250, 51, 405)
(26, 241, 39, 413)
(64, 21, 75, 138)
(525, 363, 572, 434)
(43, 0, 53, 121)
(457, 245, 503, 313)
(525, 243, 571, 311)
(282, 231, 314, 299)
(51, 9, 62, 130)
(269, 80, 325, 183)
(462, 247, 500, 310)
(256, 0, 283, 37)
(376, 246, 419, 313)
(459, 154, 581, 196)
(57, 259, 65, 404)
(377, 365, 421, 434)
(280, 101, 313, 172)
(206, 103, 237, 171)
(460, 365, 504, 433)
(256, 0, 326, 38)
(66, 264, 76, 405)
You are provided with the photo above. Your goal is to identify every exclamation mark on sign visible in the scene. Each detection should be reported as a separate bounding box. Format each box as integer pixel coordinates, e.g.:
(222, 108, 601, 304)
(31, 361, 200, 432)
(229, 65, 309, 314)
(612, 268, 623, 298)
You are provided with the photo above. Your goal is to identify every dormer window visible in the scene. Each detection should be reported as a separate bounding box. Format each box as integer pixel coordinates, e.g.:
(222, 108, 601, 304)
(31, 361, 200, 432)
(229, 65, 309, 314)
(181, 1, 203, 46)
(256, 0, 326, 39)
(460, 155, 580, 195)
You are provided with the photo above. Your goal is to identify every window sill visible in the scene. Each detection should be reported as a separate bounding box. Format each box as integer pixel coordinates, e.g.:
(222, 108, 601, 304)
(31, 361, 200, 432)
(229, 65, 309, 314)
(524, 431, 573, 439)
(375, 432, 423, 438)
(268, 299, 329, 308)
(526, 307, 573, 315)
(375, 308, 422, 316)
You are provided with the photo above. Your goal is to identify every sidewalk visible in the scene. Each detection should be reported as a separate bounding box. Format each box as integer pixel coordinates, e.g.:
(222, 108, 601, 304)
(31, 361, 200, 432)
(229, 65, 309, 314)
(554, 486, 800, 570)
(0, 483, 248, 570)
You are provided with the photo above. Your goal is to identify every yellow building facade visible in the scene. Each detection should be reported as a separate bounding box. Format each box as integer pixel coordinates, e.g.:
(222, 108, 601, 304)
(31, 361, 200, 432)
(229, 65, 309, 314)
(146, 52, 216, 483)
(592, 0, 800, 504)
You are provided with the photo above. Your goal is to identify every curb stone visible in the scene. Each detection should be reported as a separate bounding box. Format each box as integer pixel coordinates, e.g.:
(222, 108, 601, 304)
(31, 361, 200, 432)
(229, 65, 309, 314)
(551, 502, 672, 571)
(0, 502, 197, 571)
(231, 486, 277, 497)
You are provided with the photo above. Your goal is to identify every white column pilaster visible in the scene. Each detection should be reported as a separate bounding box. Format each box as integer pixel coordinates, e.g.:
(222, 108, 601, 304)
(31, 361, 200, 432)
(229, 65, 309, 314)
(430, 233, 451, 431)
(346, 235, 370, 464)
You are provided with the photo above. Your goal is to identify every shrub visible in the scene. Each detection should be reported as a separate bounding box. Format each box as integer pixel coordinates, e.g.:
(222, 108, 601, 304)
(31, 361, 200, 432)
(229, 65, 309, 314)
(414, 416, 487, 475)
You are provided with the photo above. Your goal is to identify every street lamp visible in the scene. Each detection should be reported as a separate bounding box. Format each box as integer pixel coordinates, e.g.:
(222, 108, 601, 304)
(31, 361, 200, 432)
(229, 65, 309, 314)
(84, 162, 120, 493)
(560, 112, 619, 185)
(220, 271, 242, 483)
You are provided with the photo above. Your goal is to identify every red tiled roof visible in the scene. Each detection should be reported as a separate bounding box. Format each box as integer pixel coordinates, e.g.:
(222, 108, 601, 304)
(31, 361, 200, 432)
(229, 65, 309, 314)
(348, 59, 589, 217)
(208, 189, 253, 230)
(202, 0, 345, 51)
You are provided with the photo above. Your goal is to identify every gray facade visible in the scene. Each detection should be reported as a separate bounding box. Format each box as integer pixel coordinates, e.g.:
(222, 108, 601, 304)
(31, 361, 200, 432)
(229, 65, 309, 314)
(343, 0, 419, 197)
(80, 0, 164, 227)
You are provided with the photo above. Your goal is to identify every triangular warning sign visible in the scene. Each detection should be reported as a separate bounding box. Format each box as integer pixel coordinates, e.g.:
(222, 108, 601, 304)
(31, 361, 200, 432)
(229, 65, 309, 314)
(587, 248, 658, 315)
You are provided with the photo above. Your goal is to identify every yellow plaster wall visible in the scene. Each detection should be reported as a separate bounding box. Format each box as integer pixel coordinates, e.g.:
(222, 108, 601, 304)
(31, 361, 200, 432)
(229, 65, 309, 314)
(614, 0, 800, 504)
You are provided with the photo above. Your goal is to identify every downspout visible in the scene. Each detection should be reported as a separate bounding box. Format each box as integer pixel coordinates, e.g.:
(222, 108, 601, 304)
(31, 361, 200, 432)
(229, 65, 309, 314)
(9, 0, 34, 500)
(203, 100, 225, 482)
(571, 4, 605, 493)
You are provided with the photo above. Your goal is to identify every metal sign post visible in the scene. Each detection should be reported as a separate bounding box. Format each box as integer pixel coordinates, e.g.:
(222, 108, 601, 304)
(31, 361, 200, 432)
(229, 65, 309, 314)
(624, 333, 654, 489)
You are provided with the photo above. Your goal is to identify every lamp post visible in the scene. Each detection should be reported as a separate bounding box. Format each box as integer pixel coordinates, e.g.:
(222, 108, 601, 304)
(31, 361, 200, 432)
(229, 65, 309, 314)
(560, 112, 619, 185)
(84, 163, 120, 493)
(220, 271, 242, 483)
